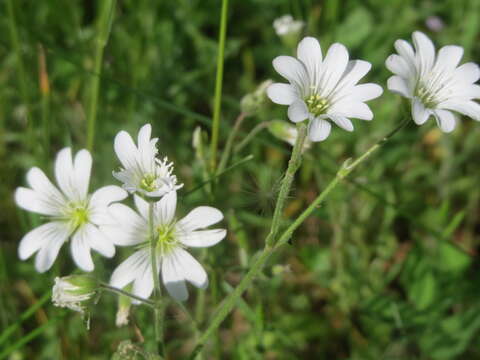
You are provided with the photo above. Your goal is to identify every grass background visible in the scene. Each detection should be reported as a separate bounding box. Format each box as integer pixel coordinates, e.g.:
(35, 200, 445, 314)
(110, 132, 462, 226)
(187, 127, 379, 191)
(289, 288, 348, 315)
(1, 0, 480, 358)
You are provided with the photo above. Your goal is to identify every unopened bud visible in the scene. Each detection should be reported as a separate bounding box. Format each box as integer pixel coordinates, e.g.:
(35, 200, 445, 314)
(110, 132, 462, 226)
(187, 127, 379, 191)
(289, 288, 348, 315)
(240, 80, 273, 116)
(116, 286, 132, 327)
(268, 120, 311, 151)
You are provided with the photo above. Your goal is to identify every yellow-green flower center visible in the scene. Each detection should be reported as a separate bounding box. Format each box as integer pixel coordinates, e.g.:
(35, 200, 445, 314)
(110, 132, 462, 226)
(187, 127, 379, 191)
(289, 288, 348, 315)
(305, 94, 329, 117)
(156, 224, 179, 255)
(415, 83, 437, 108)
(140, 174, 157, 192)
(66, 203, 90, 230)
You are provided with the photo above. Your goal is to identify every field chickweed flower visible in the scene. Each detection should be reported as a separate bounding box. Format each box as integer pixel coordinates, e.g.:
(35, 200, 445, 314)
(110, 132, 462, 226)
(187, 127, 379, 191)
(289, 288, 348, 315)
(107, 191, 226, 302)
(52, 275, 98, 314)
(15, 147, 127, 272)
(386, 31, 480, 132)
(273, 15, 304, 37)
(113, 124, 183, 197)
(268, 37, 383, 141)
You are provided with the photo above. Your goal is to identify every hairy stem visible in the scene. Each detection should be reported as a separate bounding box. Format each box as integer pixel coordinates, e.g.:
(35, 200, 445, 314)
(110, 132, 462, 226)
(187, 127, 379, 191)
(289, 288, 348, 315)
(149, 202, 165, 356)
(265, 122, 307, 247)
(209, 0, 229, 172)
(188, 117, 411, 358)
(99, 283, 154, 307)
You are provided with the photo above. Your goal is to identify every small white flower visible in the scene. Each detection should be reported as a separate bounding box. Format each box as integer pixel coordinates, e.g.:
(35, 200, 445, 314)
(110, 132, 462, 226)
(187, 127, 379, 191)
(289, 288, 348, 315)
(386, 31, 480, 132)
(273, 15, 304, 37)
(106, 191, 226, 302)
(267, 37, 383, 141)
(113, 124, 183, 197)
(52, 275, 98, 314)
(15, 147, 127, 272)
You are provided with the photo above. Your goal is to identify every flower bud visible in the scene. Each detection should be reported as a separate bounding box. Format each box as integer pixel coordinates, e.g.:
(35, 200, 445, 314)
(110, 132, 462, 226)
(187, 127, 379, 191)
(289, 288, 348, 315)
(273, 15, 304, 48)
(267, 120, 311, 151)
(240, 80, 273, 116)
(52, 275, 98, 314)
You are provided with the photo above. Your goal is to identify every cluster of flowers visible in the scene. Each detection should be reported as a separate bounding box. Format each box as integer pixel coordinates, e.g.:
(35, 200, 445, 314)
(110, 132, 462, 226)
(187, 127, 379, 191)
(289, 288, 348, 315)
(268, 32, 480, 141)
(15, 124, 227, 310)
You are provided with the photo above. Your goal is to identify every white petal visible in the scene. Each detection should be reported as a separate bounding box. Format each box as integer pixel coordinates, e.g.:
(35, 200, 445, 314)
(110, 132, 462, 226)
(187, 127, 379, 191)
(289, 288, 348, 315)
(84, 223, 115, 258)
(134, 195, 149, 220)
(412, 31, 435, 76)
(433, 110, 457, 133)
(434, 45, 464, 73)
(162, 252, 188, 301)
(89, 185, 127, 208)
(394, 39, 416, 70)
(453, 84, 480, 100)
(114, 130, 138, 170)
(19, 221, 69, 261)
(308, 118, 331, 142)
(267, 83, 298, 105)
(387, 76, 411, 98)
(329, 101, 373, 120)
(452, 63, 480, 84)
(328, 115, 354, 132)
(178, 229, 226, 248)
(132, 256, 155, 301)
(336, 60, 371, 92)
(137, 124, 152, 149)
(175, 249, 208, 289)
(287, 100, 309, 123)
(71, 227, 94, 271)
(177, 206, 224, 232)
(110, 249, 150, 289)
(106, 203, 146, 246)
(155, 190, 177, 225)
(73, 149, 92, 199)
(55, 148, 76, 199)
(34, 232, 67, 273)
(438, 100, 480, 121)
(412, 99, 431, 125)
(350, 83, 383, 102)
(25, 167, 65, 211)
(15, 187, 62, 216)
(272, 56, 309, 92)
(297, 37, 322, 81)
(319, 43, 349, 96)
(386, 54, 413, 78)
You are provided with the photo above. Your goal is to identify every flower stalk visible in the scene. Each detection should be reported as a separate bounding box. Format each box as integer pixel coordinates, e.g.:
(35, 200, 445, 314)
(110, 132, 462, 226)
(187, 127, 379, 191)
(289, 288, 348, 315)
(149, 201, 165, 356)
(265, 122, 307, 247)
(188, 117, 411, 359)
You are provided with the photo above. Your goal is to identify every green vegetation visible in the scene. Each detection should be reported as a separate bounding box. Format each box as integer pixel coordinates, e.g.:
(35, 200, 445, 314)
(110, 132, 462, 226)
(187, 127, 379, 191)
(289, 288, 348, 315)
(1, 0, 480, 359)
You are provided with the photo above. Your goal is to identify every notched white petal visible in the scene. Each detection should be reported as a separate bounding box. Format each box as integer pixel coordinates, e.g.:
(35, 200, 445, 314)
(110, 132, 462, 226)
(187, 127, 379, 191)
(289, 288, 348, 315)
(267, 83, 298, 105)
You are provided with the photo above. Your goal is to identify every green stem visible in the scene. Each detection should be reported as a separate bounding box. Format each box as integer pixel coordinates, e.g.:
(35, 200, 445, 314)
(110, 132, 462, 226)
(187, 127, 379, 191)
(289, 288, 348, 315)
(149, 202, 165, 356)
(86, 0, 116, 151)
(234, 121, 270, 154)
(265, 122, 307, 247)
(188, 117, 411, 358)
(209, 0, 229, 172)
(217, 112, 247, 174)
(99, 283, 155, 307)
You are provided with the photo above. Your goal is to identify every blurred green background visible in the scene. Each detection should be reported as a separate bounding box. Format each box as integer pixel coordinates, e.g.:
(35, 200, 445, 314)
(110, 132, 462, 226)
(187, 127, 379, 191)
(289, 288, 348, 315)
(1, 0, 480, 359)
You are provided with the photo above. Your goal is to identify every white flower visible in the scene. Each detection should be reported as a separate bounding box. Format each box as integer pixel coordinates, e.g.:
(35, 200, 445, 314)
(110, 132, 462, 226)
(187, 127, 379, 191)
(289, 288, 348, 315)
(15, 147, 127, 272)
(386, 31, 480, 133)
(273, 15, 304, 36)
(106, 191, 226, 302)
(267, 37, 383, 141)
(113, 124, 183, 197)
(52, 275, 98, 314)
